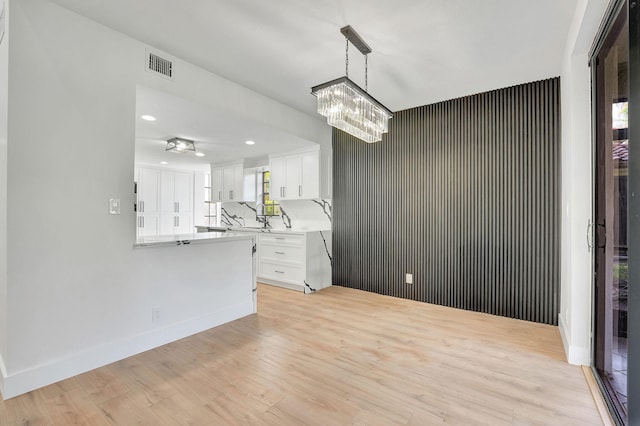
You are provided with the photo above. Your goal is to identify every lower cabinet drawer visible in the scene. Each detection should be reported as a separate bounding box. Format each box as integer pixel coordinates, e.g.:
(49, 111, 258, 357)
(259, 260, 304, 284)
(260, 233, 304, 245)
(260, 243, 305, 263)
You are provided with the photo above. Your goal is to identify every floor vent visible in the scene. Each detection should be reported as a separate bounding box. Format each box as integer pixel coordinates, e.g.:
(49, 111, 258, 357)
(146, 50, 173, 80)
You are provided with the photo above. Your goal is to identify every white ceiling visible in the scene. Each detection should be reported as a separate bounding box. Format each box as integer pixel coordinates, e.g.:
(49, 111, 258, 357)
(53, 0, 578, 168)
(135, 86, 317, 171)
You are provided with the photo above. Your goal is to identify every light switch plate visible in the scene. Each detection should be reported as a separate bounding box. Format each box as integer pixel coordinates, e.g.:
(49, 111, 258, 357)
(109, 198, 121, 215)
(405, 273, 413, 284)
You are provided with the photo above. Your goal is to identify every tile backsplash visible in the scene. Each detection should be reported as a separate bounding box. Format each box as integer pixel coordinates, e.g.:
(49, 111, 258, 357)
(220, 199, 332, 230)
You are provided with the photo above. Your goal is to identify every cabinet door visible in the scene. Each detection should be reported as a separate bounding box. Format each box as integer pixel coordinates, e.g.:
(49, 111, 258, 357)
(159, 214, 176, 235)
(284, 155, 301, 199)
(269, 156, 285, 200)
(300, 150, 320, 199)
(232, 164, 244, 201)
(242, 169, 257, 203)
(222, 166, 235, 201)
(137, 214, 159, 237)
(160, 172, 176, 214)
(173, 172, 192, 213)
(204, 173, 212, 203)
(211, 168, 223, 202)
(175, 214, 192, 234)
(138, 168, 160, 214)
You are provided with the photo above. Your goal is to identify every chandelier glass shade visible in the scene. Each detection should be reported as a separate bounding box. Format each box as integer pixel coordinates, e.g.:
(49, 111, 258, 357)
(312, 77, 392, 144)
(311, 25, 392, 143)
(166, 137, 196, 153)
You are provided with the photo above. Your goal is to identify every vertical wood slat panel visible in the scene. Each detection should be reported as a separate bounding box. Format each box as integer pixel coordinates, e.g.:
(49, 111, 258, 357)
(332, 78, 561, 325)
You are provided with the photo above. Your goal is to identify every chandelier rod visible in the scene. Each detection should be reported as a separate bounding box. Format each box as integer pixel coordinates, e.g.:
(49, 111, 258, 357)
(341, 25, 371, 92)
(340, 25, 372, 55)
(345, 38, 349, 79)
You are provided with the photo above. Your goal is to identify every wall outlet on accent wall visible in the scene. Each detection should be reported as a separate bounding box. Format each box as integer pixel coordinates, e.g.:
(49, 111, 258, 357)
(405, 273, 413, 284)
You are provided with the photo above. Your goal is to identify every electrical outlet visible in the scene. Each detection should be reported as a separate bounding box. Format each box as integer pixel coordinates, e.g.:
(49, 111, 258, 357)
(152, 307, 161, 323)
(405, 273, 413, 284)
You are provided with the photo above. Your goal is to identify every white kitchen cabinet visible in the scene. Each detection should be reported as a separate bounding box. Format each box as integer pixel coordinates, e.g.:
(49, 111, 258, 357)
(136, 168, 160, 214)
(223, 163, 244, 201)
(174, 172, 192, 213)
(160, 171, 193, 214)
(257, 230, 332, 294)
(269, 156, 285, 201)
(300, 150, 320, 199)
(283, 155, 301, 199)
(136, 167, 195, 238)
(136, 168, 160, 238)
(211, 167, 223, 202)
(136, 214, 158, 237)
(212, 163, 245, 202)
(269, 149, 320, 200)
(159, 213, 192, 235)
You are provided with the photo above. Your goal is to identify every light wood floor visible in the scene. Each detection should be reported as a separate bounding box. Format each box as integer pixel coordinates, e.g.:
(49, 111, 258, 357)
(0, 284, 601, 425)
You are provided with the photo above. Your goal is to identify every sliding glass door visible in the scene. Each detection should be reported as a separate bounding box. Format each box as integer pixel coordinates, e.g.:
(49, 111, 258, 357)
(593, 1, 629, 423)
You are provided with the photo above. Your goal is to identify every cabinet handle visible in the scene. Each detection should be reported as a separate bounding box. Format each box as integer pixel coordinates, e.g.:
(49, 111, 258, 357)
(229, 190, 233, 200)
(275, 237, 285, 240)
(283, 187, 286, 198)
(176, 202, 180, 213)
(218, 191, 221, 201)
(177, 216, 180, 227)
(299, 185, 302, 197)
(140, 201, 144, 213)
(138, 217, 141, 228)
(275, 251, 285, 255)
(275, 270, 285, 274)
(141, 216, 145, 228)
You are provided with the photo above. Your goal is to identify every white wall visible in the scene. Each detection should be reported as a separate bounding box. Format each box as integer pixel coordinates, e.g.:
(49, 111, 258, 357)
(0, 0, 9, 388)
(559, 0, 609, 365)
(3, 0, 327, 397)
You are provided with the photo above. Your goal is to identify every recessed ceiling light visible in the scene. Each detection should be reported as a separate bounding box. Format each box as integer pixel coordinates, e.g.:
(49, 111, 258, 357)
(245, 140, 255, 145)
(195, 152, 205, 157)
(160, 161, 168, 165)
(141, 115, 156, 121)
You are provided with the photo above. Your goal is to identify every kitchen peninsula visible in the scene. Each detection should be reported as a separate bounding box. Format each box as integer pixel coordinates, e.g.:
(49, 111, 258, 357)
(130, 232, 257, 365)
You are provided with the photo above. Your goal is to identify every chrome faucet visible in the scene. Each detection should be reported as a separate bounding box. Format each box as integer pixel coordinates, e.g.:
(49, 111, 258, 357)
(255, 203, 271, 228)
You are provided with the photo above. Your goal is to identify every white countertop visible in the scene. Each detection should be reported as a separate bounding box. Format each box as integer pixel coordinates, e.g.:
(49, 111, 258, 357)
(227, 227, 331, 235)
(134, 231, 255, 248)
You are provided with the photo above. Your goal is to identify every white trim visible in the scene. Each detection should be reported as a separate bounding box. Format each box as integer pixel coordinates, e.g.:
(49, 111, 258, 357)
(0, 301, 254, 400)
(0, 352, 6, 396)
(559, 313, 591, 366)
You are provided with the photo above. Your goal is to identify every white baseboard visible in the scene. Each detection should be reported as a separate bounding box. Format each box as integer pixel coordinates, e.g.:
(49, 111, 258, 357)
(0, 301, 254, 400)
(559, 313, 591, 366)
(0, 352, 6, 397)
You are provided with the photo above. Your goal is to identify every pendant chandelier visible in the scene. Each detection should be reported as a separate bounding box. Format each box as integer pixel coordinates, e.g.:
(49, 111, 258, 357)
(311, 25, 393, 143)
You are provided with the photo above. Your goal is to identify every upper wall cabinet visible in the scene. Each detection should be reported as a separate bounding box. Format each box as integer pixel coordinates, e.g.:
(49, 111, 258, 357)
(269, 150, 319, 200)
(211, 167, 223, 203)
(211, 163, 246, 202)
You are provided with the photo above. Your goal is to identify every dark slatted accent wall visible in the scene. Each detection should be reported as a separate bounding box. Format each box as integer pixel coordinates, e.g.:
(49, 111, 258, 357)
(332, 78, 561, 325)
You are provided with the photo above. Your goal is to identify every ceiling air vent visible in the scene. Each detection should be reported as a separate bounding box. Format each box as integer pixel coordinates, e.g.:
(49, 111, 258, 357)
(146, 50, 173, 80)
